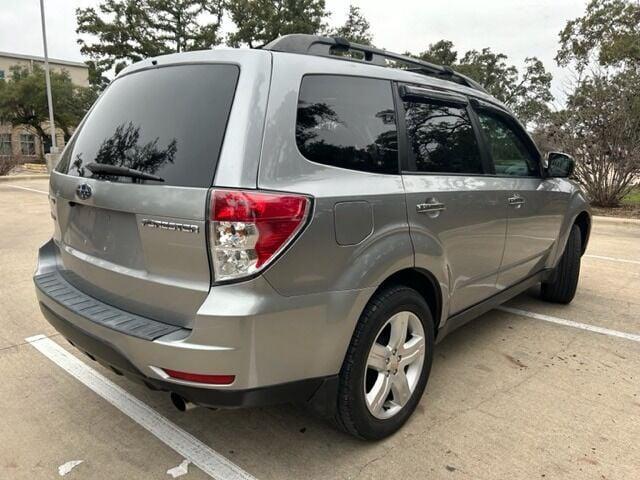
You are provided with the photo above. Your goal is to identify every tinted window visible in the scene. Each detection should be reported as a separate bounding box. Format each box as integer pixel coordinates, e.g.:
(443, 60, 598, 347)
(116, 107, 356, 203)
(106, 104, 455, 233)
(404, 101, 483, 174)
(296, 75, 398, 174)
(478, 112, 539, 177)
(57, 64, 239, 187)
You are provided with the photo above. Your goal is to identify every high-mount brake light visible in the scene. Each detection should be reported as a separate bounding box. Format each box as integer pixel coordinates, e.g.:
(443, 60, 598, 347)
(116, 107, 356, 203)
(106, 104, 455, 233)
(209, 189, 310, 281)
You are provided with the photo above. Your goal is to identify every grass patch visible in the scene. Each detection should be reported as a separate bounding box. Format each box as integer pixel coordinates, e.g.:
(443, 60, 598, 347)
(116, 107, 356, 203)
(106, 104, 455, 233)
(622, 187, 640, 206)
(589, 187, 640, 218)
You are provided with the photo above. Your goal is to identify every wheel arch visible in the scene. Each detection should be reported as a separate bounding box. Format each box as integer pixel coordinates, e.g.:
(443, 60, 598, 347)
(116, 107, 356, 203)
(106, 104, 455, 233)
(546, 190, 592, 270)
(373, 268, 445, 336)
(573, 210, 591, 255)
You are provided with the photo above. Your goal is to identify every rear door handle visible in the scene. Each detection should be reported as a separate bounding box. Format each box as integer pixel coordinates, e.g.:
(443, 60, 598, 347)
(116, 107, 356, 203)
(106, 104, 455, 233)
(508, 195, 525, 207)
(416, 200, 446, 214)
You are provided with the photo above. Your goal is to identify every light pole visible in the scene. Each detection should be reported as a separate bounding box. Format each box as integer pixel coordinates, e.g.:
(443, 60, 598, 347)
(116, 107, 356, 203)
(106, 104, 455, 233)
(39, 0, 57, 154)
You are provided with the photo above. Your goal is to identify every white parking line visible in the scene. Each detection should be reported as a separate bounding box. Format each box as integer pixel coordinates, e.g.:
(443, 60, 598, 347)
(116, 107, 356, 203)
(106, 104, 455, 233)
(26, 335, 258, 480)
(585, 254, 640, 266)
(498, 306, 640, 343)
(3, 184, 48, 195)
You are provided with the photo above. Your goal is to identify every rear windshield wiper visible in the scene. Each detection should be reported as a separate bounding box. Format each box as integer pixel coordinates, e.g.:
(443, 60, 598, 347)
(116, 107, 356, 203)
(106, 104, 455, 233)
(85, 163, 165, 182)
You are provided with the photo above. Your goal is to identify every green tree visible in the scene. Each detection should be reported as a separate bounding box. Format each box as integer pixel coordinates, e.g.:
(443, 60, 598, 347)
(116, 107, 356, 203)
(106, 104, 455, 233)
(328, 5, 373, 45)
(0, 65, 96, 156)
(415, 40, 457, 66)
(226, 0, 328, 48)
(85, 60, 110, 92)
(410, 42, 553, 126)
(456, 48, 519, 101)
(76, 0, 225, 84)
(458, 50, 552, 125)
(556, 0, 640, 70)
(542, 0, 640, 207)
(506, 58, 554, 127)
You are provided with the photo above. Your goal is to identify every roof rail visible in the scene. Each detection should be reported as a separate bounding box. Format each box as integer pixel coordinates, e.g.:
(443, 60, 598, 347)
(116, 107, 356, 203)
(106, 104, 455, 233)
(263, 34, 487, 93)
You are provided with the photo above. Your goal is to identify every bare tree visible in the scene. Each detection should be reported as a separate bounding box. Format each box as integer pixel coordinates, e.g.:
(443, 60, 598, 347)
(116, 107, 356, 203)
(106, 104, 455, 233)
(538, 70, 640, 206)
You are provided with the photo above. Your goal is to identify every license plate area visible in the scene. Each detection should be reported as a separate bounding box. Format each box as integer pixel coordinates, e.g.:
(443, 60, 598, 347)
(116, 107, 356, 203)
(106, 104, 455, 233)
(62, 204, 144, 268)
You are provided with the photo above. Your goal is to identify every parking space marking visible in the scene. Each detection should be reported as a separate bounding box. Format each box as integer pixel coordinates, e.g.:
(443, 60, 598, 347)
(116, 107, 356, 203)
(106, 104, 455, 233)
(58, 460, 84, 477)
(2, 184, 48, 195)
(26, 335, 258, 480)
(585, 254, 640, 266)
(498, 306, 640, 343)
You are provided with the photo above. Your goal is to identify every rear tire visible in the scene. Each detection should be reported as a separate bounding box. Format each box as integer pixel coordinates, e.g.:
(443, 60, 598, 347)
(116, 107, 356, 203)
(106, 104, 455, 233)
(333, 285, 434, 440)
(541, 224, 581, 304)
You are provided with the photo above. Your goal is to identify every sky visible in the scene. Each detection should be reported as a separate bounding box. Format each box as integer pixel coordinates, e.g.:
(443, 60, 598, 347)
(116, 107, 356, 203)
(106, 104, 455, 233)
(0, 0, 589, 105)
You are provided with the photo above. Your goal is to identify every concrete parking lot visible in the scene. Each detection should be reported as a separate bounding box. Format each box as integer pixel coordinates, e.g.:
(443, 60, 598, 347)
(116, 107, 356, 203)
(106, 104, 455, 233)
(1, 177, 638, 480)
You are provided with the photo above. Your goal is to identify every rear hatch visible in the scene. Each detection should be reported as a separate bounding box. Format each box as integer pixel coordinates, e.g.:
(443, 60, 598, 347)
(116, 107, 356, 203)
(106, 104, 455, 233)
(51, 63, 239, 328)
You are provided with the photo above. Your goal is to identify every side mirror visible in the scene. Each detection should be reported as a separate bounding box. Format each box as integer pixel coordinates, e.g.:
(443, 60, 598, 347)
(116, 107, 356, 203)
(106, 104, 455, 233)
(546, 152, 575, 178)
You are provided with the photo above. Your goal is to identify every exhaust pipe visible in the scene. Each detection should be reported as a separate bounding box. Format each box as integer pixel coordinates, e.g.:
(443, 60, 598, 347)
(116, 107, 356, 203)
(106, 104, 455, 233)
(170, 392, 197, 412)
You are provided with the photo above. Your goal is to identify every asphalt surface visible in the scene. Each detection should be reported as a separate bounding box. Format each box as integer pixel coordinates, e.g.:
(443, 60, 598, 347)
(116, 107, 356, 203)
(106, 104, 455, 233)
(0, 178, 638, 480)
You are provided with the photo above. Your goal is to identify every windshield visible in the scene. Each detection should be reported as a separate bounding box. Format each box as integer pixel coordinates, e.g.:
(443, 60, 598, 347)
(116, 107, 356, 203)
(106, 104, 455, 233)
(57, 64, 239, 188)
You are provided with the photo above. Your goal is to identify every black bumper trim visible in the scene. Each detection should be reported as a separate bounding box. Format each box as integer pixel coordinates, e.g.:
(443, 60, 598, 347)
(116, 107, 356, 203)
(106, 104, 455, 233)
(35, 271, 185, 341)
(39, 302, 338, 410)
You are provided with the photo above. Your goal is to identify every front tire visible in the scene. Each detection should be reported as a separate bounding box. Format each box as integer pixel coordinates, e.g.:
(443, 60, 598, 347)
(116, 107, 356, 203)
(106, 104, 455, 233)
(541, 224, 582, 304)
(334, 286, 434, 440)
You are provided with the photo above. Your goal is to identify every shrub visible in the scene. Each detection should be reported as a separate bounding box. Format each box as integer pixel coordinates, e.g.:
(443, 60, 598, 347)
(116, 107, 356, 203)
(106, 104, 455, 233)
(0, 155, 19, 176)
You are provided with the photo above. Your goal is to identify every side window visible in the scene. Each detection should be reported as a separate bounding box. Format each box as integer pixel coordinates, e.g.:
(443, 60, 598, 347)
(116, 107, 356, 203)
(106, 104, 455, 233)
(0, 133, 11, 155)
(296, 75, 398, 174)
(477, 111, 539, 177)
(20, 133, 36, 156)
(403, 100, 483, 174)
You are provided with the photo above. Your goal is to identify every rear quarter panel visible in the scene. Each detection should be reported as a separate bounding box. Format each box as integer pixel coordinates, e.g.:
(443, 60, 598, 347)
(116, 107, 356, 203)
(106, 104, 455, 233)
(256, 54, 416, 297)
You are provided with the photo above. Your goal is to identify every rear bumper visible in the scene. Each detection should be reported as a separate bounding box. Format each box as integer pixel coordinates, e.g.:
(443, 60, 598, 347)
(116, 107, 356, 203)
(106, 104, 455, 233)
(39, 301, 336, 408)
(34, 239, 372, 408)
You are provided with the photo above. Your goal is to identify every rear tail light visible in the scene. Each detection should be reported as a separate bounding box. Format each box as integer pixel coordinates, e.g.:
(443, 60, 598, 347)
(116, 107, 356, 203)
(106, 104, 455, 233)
(209, 189, 311, 281)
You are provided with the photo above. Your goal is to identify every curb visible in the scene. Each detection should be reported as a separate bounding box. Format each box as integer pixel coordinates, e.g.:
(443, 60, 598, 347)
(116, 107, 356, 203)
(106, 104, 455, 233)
(592, 215, 640, 225)
(0, 174, 50, 182)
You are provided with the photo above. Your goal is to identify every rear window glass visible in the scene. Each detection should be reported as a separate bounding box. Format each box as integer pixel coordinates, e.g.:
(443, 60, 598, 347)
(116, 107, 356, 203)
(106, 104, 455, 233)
(57, 64, 239, 187)
(296, 75, 398, 174)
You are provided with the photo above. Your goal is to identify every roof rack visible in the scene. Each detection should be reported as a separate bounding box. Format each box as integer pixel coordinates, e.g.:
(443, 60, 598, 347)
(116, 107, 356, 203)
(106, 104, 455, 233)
(263, 34, 487, 93)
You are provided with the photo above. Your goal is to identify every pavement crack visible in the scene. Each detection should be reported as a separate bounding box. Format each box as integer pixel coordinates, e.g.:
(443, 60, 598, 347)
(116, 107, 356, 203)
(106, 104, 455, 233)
(350, 430, 421, 479)
(503, 353, 528, 368)
(0, 333, 61, 353)
(351, 452, 390, 479)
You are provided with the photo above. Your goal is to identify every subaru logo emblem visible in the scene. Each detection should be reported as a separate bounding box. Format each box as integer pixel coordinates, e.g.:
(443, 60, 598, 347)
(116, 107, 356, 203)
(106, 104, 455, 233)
(76, 183, 92, 200)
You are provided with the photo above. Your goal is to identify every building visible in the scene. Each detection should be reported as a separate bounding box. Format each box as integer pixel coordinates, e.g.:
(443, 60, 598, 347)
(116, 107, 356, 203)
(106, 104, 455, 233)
(0, 51, 90, 161)
(0, 51, 90, 87)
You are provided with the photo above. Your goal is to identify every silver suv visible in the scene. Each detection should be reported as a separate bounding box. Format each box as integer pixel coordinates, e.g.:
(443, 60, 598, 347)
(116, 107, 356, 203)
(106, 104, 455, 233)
(35, 35, 591, 440)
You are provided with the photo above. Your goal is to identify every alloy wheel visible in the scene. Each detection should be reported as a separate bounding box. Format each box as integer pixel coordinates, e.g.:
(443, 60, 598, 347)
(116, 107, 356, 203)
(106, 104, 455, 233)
(364, 311, 426, 419)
